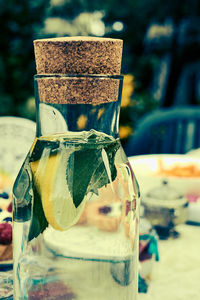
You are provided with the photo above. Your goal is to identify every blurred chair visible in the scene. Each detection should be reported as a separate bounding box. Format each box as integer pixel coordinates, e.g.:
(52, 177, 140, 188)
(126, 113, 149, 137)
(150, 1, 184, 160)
(124, 106, 200, 156)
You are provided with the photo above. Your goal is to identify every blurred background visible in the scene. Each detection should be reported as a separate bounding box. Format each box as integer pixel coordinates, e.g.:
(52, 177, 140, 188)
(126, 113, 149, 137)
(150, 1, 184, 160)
(1, 0, 200, 149)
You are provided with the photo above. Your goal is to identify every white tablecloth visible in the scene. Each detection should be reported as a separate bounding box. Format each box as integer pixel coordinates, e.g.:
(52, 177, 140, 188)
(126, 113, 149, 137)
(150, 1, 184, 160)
(139, 224, 200, 300)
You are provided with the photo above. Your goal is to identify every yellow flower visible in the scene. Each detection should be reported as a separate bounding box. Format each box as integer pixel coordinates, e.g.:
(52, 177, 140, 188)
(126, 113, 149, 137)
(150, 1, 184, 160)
(119, 126, 132, 139)
(121, 74, 135, 107)
(97, 108, 105, 120)
(77, 115, 87, 129)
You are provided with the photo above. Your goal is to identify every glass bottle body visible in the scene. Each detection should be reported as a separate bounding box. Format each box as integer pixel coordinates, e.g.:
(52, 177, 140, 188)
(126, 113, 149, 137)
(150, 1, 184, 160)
(13, 75, 140, 300)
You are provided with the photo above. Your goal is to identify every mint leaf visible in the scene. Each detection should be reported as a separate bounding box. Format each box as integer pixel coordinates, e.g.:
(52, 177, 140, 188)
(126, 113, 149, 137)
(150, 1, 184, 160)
(28, 183, 48, 241)
(30, 139, 59, 162)
(66, 148, 101, 208)
(66, 140, 120, 208)
(89, 141, 119, 194)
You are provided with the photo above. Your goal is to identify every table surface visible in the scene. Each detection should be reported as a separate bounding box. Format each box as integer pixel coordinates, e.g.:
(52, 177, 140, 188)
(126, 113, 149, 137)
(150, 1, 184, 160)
(0, 224, 199, 299)
(138, 223, 200, 300)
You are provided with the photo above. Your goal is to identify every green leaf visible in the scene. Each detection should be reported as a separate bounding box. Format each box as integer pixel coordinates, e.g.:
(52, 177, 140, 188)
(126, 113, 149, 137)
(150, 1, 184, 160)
(89, 141, 119, 194)
(30, 139, 59, 162)
(28, 182, 48, 241)
(66, 140, 120, 208)
(66, 148, 100, 208)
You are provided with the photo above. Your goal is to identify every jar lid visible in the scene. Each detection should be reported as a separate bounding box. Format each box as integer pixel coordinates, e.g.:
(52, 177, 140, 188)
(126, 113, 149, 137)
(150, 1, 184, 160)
(142, 180, 188, 209)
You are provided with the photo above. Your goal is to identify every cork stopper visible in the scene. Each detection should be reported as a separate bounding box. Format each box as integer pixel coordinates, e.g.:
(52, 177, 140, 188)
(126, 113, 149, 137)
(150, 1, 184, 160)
(36, 76, 120, 104)
(33, 37, 123, 104)
(34, 36, 123, 75)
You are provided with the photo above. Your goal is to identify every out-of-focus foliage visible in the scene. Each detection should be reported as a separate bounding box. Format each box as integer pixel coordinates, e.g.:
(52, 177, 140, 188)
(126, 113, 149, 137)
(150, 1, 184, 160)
(0, 0, 49, 118)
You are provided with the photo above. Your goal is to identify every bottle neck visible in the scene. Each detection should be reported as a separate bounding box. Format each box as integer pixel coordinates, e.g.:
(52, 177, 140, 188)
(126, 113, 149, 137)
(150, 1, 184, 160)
(34, 75, 123, 139)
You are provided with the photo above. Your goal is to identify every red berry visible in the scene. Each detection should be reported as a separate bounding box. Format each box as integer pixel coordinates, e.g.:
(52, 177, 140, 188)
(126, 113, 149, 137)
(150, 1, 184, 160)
(7, 201, 12, 212)
(0, 223, 12, 244)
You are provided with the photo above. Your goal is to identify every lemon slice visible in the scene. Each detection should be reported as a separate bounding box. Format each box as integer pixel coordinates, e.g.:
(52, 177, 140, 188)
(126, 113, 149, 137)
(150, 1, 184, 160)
(31, 149, 87, 231)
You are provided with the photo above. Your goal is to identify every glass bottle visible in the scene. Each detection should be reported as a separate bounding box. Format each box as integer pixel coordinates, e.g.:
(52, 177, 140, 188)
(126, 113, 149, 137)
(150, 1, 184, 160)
(13, 37, 140, 300)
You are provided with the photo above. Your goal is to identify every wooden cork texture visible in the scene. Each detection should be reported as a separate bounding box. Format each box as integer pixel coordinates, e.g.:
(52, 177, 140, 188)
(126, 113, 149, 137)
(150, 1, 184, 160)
(36, 76, 120, 104)
(33, 37, 123, 104)
(34, 36, 123, 75)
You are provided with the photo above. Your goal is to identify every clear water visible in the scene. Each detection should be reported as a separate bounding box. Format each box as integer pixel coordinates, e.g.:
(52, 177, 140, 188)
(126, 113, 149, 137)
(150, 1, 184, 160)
(13, 130, 139, 300)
